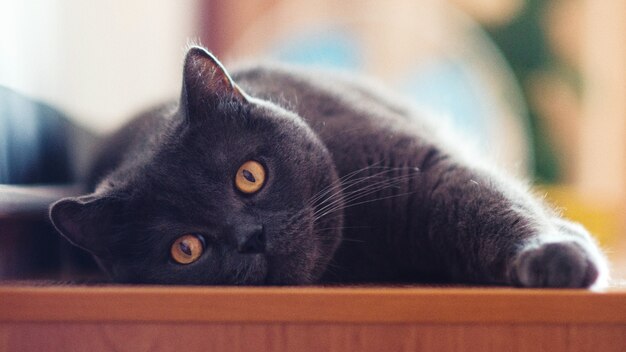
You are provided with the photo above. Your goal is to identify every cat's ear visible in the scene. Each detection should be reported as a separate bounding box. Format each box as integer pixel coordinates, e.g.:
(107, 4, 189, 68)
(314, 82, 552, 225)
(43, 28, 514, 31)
(49, 193, 119, 257)
(180, 46, 249, 115)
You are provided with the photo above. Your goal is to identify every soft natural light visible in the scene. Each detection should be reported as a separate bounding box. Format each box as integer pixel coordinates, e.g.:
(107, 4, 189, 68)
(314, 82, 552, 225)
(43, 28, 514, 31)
(0, 0, 198, 133)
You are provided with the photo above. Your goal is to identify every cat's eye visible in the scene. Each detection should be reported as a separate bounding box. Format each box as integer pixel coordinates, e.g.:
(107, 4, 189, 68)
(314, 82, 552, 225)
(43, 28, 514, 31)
(171, 234, 204, 264)
(235, 160, 266, 194)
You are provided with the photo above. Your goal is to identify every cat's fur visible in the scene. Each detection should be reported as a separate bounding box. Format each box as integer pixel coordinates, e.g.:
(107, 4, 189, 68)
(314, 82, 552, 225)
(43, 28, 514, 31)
(49, 47, 609, 288)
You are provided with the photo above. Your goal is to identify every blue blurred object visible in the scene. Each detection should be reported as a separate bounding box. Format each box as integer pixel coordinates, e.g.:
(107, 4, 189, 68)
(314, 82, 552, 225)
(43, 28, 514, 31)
(267, 28, 505, 155)
(271, 28, 363, 71)
(0, 86, 77, 184)
(399, 59, 492, 147)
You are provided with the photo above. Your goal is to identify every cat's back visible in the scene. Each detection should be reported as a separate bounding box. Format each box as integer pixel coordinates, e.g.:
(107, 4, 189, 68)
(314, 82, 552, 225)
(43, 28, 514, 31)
(232, 64, 417, 127)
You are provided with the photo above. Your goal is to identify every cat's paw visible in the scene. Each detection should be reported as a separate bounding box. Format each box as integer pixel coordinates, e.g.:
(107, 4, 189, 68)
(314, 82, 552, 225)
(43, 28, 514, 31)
(509, 241, 605, 288)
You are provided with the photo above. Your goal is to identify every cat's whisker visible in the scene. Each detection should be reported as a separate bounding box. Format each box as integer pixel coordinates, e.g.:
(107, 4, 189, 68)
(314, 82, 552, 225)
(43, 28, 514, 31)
(314, 190, 418, 222)
(307, 172, 406, 223)
(330, 166, 408, 192)
(314, 225, 369, 240)
(313, 173, 419, 219)
(306, 163, 391, 206)
(307, 164, 412, 208)
(313, 175, 413, 230)
(306, 165, 377, 206)
(311, 168, 415, 214)
(334, 166, 418, 196)
(320, 259, 346, 279)
(314, 181, 400, 220)
(313, 171, 419, 218)
(335, 172, 415, 204)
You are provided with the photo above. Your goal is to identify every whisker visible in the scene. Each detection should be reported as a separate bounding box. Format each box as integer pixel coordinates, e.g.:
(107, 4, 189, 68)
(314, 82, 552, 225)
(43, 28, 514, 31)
(335, 172, 415, 204)
(312, 168, 413, 214)
(307, 163, 391, 206)
(308, 163, 416, 208)
(306, 163, 385, 205)
(313, 179, 408, 221)
(314, 171, 418, 217)
(314, 190, 417, 222)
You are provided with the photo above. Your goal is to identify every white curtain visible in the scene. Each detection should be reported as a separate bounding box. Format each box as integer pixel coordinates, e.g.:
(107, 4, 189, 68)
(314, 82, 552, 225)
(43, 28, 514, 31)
(0, 0, 199, 133)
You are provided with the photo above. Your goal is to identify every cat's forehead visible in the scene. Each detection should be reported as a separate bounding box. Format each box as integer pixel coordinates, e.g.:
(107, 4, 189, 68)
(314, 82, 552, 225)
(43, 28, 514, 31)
(116, 99, 328, 202)
(179, 101, 308, 154)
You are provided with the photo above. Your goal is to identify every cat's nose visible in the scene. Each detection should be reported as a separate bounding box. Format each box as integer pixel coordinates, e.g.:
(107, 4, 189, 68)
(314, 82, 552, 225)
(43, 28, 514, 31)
(235, 224, 266, 254)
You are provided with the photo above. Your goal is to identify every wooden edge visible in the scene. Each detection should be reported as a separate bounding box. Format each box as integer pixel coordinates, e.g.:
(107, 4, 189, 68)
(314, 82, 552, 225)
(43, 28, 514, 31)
(1, 286, 625, 324)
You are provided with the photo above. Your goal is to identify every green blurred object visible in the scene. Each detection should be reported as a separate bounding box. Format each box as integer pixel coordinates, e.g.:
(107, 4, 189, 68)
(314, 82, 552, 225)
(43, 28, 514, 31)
(485, 0, 561, 183)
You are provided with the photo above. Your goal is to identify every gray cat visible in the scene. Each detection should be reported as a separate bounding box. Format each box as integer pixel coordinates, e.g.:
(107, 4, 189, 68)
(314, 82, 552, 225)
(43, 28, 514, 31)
(49, 46, 608, 287)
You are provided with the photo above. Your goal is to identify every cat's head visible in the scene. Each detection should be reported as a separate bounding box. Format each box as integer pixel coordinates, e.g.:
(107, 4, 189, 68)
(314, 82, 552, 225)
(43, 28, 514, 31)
(49, 47, 343, 285)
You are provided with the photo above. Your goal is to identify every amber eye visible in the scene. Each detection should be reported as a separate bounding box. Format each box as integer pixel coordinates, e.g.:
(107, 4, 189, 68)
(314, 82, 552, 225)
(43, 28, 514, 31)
(235, 160, 266, 194)
(171, 234, 204, 264)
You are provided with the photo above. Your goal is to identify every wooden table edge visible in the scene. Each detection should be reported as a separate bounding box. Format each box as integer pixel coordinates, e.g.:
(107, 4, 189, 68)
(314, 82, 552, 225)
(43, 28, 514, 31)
(1, 285, 625, 324)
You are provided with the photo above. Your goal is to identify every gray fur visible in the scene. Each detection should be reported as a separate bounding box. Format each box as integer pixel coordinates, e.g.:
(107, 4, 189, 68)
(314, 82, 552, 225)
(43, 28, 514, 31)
(49, 47, 608, 288)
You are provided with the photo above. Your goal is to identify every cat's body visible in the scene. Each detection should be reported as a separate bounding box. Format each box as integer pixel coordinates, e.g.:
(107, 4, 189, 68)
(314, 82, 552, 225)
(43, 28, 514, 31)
(50, 47, 608, 287)
(233, 66, 529, 284)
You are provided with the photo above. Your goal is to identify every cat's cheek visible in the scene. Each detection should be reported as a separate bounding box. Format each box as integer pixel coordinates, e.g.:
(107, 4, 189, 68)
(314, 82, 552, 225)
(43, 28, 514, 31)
(264, 243, 322, 285)
(212, 251, 268, 285)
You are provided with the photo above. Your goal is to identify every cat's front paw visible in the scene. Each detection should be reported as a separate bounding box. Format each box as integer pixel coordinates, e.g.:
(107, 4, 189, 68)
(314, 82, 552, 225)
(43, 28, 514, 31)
(509, 241, 604, 288)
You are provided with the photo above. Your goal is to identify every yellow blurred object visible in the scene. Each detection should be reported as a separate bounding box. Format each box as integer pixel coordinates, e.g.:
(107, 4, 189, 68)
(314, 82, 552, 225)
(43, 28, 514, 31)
(537, 185, 621, 247)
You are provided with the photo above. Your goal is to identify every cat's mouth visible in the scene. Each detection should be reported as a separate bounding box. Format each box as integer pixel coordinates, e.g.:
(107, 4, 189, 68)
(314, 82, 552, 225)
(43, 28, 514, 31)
(221, 209, 323, 285)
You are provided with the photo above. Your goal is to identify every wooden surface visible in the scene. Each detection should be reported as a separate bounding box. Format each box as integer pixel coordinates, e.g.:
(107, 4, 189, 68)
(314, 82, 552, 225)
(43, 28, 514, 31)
(1, 286, 626, 324)
(1, 285, 625, 351)
(2, 322, 625, 352)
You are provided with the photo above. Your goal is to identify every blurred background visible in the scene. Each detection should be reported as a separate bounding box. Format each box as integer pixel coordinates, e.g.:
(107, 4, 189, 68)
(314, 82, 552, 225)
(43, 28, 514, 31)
(0, 0, 625, 281)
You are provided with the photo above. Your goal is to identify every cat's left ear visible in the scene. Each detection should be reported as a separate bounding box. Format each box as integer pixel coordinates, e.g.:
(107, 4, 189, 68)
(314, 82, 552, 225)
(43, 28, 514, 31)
(49, 193, 120, 257)
(180, 46, 249, 115)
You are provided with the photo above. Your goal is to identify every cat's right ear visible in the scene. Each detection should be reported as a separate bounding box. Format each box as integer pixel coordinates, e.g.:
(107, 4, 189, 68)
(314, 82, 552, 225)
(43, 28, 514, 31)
(180, 46, 249, 118)
(49, 194, 118, 257)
